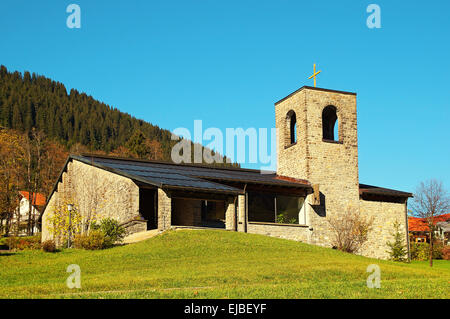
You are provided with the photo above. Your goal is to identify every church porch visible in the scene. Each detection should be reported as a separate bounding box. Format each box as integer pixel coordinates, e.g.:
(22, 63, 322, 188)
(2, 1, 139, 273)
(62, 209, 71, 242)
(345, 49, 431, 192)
(155, 188, 239, 231)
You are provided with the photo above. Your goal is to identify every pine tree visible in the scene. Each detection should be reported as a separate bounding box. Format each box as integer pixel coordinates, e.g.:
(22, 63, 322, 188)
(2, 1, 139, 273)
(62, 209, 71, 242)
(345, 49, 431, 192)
(125, 130, 149, 158)
(386, 221, 408, 262)
(0, 65, 238, 167)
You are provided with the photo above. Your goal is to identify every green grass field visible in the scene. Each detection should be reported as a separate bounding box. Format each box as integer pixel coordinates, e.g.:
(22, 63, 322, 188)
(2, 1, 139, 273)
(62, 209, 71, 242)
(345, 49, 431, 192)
(0, 229, 449, 299)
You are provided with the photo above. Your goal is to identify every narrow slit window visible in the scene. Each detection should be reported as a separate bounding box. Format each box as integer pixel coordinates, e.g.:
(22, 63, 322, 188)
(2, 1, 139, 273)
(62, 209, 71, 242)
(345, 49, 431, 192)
(322, 105, 338, 141)
(286, 110, 297, 145)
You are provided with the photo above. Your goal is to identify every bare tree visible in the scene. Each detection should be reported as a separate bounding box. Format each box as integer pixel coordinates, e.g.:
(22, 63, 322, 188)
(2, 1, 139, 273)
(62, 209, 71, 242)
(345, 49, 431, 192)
(327, 205, 374, 254)
(21, 129, 45, 235)
(40, 141, 68, 198)
(30, 129, 44, 235)
(23, 132, 34, 235)
(411, 179, 449, 267)
(0, 130, 25, 236)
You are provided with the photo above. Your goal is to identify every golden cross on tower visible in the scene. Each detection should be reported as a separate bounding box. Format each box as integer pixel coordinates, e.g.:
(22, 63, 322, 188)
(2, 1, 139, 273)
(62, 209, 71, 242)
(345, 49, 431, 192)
(308, 63, 322, 87)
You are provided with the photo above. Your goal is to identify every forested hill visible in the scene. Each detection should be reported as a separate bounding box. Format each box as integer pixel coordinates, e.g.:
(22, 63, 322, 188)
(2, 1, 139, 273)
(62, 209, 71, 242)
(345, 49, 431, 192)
(0, 65, 236, 166)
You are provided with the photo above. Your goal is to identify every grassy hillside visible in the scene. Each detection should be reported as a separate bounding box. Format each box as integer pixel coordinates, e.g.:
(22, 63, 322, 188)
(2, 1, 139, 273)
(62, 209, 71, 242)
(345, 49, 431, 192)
(0, 230, 448, 299)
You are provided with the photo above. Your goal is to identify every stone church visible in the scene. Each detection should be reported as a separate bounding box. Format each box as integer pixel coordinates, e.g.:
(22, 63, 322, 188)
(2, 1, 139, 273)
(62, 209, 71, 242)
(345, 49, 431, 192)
(42, 86, 412, 259)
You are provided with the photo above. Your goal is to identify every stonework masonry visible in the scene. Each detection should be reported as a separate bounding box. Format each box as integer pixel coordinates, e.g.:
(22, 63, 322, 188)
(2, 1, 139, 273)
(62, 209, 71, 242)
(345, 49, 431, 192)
(157, 188, 171, 231)
(237, 194, 246, 232)
(247, 223, 310, 242)
(360, 199, 408, 259)
(42, 160, 140, 242)
(225, 197, 236, 230)
(121, 220, 147, 237)
(248, 86, 410, 259)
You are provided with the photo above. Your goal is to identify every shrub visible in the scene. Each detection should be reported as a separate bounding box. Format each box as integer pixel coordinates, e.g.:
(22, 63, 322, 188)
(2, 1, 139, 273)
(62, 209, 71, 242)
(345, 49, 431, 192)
(442, 246, 450, 260)
(48, 201, 82, 246)
(410, 242, 428, 261)
(410, 241, 444, 261)
(7, 234, 41, 251)
(276, 214, 285, 224)
(91, 218, 126, 248)
(327, 206, 374, 253)
(73, 230, 105, 250)
(0, 237, 9, 250)
(72, 218, 125, 250)
(432, 241, 443, 259)
(386, 221, 408, 262)
(72, 234, 83, 249)
(41, 240, 57, 252)
(276, 213, 298, 224)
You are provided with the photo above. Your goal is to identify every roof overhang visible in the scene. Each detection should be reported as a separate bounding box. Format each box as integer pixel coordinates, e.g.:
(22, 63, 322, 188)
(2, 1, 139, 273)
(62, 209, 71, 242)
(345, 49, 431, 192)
(359, 183, 413, 197)
(275, 86, 357, 106)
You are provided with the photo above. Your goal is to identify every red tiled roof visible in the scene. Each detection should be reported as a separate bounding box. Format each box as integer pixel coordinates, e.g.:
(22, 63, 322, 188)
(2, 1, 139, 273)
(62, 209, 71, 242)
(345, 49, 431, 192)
(19, 191, 46, 206)
(408, 213, 450, 232)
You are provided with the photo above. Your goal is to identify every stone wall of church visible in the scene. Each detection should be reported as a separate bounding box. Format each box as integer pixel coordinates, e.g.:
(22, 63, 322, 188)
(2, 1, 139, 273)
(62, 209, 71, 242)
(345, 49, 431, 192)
(41, 194, 58, 242)
(247, 222, 310, 242)
(237, 194, 246, 232)
(359, 199, 409, 259)
(276, 89, 309, 179)
(157, 188, 171, 231)
(225, 198, 236, 230)
(42, 160, 141, 243)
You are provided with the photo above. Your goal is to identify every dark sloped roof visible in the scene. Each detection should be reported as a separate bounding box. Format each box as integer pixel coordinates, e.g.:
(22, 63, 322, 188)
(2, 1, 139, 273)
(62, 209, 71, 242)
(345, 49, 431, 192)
(73, 154, 313, 194)
(73, 155, 242, 194)
(359, 183, 413, 198)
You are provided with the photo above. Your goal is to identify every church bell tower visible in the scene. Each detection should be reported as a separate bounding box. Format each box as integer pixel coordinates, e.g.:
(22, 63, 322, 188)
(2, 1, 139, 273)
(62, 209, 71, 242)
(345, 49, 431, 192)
(275, 86, 360, 242)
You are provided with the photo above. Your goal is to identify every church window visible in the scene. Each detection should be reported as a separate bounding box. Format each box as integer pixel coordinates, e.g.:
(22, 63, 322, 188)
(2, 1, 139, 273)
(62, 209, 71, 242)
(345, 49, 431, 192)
(286, 110, 297, 146)
(247, 192, 306, 225)
(322, 105, 338, 141)
(276, 195, 305, 224)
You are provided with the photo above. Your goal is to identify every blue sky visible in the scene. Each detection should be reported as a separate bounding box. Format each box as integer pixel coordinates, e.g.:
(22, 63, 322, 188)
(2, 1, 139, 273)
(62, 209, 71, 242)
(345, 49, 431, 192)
(1, 0, 449, 193)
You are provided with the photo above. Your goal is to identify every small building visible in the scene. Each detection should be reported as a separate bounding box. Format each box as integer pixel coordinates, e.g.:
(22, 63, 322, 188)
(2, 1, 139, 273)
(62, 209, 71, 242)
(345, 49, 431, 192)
(409, 213, 450, 245)
(12, 191, 46, 235)
(42, 86, 413, 259)
(436, 221, 450, 245)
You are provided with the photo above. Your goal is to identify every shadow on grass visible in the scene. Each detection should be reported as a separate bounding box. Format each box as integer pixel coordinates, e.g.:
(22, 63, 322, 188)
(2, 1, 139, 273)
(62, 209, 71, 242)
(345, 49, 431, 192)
(0, 251, 15, 256)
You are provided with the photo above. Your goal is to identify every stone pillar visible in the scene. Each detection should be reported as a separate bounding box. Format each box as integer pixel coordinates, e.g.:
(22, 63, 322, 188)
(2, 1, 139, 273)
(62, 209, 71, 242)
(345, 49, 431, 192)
(237, 194, 246, 232)
(157, 188, 171, 231)
(225, 197, 236, 231)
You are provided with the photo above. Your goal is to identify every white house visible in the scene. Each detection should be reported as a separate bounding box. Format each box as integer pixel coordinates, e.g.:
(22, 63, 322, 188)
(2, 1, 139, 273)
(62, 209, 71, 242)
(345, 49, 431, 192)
(12, 191, 46, 235)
